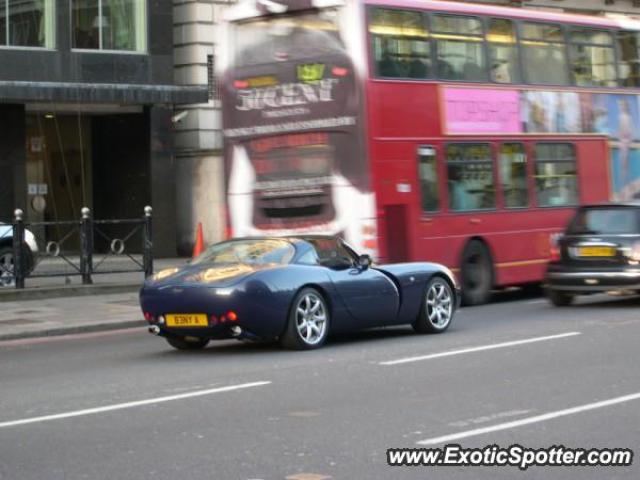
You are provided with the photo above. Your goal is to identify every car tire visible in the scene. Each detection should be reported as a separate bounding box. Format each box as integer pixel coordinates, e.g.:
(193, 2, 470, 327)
(281, 287, 330, 350)
(460, 240, 493, 306)
(546, 288, 574, 307)
(413, 276, 455, 334)
(0, 245, 34, 278)
(165, 335, 210, 350)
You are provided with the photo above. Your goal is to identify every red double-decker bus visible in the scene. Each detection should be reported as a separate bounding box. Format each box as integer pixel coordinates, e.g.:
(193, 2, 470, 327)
(219, 0, 640, 304)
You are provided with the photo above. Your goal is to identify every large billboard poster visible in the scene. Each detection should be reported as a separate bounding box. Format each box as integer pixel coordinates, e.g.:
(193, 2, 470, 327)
(221, 6, 377, 254)
(443, 86, 640, 200)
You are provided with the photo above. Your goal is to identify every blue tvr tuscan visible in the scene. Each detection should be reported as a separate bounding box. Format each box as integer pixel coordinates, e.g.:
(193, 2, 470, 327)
(140, 236, 460, 350)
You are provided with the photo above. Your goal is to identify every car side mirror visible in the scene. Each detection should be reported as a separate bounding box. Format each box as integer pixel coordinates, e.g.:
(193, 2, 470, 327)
(358, 254, 372, 270)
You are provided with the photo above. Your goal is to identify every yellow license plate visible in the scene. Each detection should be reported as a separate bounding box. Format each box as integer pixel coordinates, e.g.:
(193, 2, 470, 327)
(166, 314, 208, 327)
(578, 246, 615, 257)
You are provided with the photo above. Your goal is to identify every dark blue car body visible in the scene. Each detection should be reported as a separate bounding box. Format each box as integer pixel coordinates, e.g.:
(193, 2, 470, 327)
(140, 236, 460, 344)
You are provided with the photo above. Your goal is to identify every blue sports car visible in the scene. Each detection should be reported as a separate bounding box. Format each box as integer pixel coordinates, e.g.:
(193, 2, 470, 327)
(140, 236, 460, 350)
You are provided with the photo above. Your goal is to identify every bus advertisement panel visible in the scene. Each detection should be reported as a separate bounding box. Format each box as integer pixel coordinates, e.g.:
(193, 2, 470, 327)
(443, 86, 640, 200)
(220, 2, 377, 255)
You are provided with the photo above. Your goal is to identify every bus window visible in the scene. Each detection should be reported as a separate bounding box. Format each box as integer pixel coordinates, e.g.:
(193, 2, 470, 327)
(617, 31, 640, 87)
(417, 146, 439, 212)
(520, 22, 569, 85)
(432, 14, 485, 81)
(499, 143, 528, 208)
(487, 18, 520, 84)
(569, 28, 616, 87)
(534, 143, 578, 207)
(446, 144, 495, 212)
(369, 8, 431, 79)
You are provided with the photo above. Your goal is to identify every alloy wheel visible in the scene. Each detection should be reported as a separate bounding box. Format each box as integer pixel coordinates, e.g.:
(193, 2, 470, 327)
(426, 279, 453, 328)
(295, 292, 327, 345)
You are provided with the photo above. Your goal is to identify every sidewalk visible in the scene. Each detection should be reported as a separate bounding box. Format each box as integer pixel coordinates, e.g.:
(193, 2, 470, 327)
(0, 258, 188, 341)
(0, 291, 148, 341)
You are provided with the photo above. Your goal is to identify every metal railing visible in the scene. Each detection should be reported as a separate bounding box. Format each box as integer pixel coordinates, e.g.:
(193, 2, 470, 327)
(6, 206, 153, 289)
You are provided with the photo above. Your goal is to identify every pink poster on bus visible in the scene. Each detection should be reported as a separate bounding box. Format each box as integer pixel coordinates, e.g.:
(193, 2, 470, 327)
(443, 87, 522, 134)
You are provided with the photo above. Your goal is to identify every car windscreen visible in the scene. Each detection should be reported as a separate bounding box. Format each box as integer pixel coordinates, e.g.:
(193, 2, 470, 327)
(192, 239, 295, 266)
(567, 207, 640, 235)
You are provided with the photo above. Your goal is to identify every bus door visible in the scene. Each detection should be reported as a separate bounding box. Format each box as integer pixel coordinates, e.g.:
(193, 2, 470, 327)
(415, 145, 455, 266)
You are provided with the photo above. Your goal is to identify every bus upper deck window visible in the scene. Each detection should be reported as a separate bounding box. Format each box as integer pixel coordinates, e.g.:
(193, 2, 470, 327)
(520, 22, 569, 85)
(569, 28, 616, 87)
(432, 14, 486, 82)
(487, 18, 521, 84)
(617, 31, 640, 87)
(369, 8, 431, 79)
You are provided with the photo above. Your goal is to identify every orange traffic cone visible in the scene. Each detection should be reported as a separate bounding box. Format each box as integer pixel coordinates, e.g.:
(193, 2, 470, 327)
(192, 222, 204, 258)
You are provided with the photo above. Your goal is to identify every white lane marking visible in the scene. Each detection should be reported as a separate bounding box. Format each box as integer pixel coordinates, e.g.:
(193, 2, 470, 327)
(418, 391, 640, 446)
(0, 381, 271, 429)
(379, 332, 581, 366)
(448, 409, 531, 428)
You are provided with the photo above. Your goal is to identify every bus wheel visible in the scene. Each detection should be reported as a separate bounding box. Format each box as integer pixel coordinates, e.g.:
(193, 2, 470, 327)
(460, 240, 493, 306)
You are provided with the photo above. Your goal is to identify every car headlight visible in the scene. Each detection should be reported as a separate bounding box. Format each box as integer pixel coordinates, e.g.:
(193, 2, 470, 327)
(152, 267, 180, 281)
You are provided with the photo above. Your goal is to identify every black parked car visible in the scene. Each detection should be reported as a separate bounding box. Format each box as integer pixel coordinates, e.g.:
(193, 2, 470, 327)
(545, 202, 640, 306)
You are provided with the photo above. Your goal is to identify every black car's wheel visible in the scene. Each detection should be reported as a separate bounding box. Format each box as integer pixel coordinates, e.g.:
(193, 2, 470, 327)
(165, 335, 210, 350)
(460, 240, 493, 306)
(0, 245, 34, 279)
(546, 288, 574, 307)
(281, 288, 329, 350)
(413, 277, 455, 334)
(0, 246, 14, 281)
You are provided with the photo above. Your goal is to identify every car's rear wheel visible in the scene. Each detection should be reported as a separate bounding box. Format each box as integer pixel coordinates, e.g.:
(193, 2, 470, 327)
(460, 240, 493, 306)
(281, 288, 329, 350)
(413, 277, 455, 334)
(546, 288, 574, 307)
(165, 335, 210, 350)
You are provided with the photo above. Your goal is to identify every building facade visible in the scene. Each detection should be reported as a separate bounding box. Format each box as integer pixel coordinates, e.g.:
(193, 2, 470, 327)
(172, 0, 229, 255)
(0, 0, 207, 256)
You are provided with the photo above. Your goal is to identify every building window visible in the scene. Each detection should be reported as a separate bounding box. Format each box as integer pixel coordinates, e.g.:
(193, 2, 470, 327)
(487, 18, 520, 84)
(418, 146, 439, 212)
(432, 14, 485, 81)
(570, 28, 616, 87)
(446, 143, 495, 212)
(534, 143, 578, 207)
(0, 0, 54, 47)
(521, 22, 569, 85)
(72, 0, 146, 51)
(499, 143, 528, 208)
(369, 8, 431, 79)
(617, 30, 640, 87)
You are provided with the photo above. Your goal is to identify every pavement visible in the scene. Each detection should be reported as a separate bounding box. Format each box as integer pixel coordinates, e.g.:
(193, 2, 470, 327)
(0, 291, 638, 479)
(0, 258, 187, 340)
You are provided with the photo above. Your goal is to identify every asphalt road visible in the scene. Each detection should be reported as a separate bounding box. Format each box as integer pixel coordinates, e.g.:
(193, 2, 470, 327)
(1, 291, 639, 480)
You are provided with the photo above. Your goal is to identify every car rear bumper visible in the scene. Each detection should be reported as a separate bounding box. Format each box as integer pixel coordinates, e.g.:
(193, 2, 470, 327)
(545, 266, 640, 292)
(139, 283, 288, 340)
